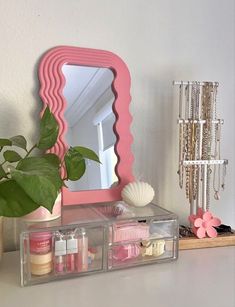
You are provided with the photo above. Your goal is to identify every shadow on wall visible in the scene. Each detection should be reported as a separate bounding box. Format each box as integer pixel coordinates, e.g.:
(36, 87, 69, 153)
(0, 99, 22, 252)
(0, 56, 43, 252)
(30, 56, 43, 145)
(132, 67, 192, 218)
(0, 99, 22, 137)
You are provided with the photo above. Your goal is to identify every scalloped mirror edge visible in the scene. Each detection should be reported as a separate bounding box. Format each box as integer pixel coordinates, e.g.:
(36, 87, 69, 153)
(38, 45, 134, 206)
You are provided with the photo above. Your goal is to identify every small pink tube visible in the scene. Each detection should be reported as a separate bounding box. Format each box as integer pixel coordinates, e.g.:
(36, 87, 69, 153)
(77, 229, 88, 272)
(66, 254, 75, 272)
(54, 232, 66, 274)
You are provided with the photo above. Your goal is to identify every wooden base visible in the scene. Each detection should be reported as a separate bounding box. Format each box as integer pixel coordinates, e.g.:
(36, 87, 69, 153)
(179, 231, 235, 250)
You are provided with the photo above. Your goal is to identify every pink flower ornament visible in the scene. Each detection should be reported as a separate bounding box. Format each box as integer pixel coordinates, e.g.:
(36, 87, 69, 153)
(189, 209, 221, 238)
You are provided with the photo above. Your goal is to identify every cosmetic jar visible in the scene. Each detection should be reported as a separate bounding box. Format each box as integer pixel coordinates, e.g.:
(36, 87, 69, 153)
(29, 231, 53, 276)
(30, 252, 53, 275)
(29, 232, 52, 255)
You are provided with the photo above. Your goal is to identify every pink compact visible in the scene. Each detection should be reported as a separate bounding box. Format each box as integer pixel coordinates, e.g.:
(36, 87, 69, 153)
(112, 244, 141, 261)
(29, 232, 52, 255)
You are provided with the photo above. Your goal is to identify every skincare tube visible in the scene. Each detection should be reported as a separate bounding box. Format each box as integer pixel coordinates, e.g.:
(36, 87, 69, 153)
(54, 232, 66, 273)
(77, 228, 88, 272)
(66, 231, 78, 273)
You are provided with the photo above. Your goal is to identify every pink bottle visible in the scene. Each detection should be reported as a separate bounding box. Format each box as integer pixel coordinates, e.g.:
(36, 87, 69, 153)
(77, 228, 88, 272)
(66, 231, 78, 273)
(54, 232, 66, 273)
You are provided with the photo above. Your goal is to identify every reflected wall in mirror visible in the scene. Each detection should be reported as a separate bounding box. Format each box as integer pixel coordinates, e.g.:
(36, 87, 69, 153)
(39, 46, 134, 206)
(62, 65, 118, 191)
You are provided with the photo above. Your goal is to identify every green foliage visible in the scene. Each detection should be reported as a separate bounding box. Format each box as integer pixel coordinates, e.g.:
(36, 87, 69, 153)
(0, 138, 12, 148)
(0, 166, 6, 180)
(72, 146, 100, 163)
(3, 150, 22, 162)
(64, 148, 85, 181)
(10, 135, 27, 150)
(0, 180, 39, 217)
(0, 106, 100, 217)
(37, 107, 59, 150)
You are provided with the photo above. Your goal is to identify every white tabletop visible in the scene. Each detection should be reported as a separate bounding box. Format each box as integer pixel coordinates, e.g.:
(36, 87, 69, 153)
(0, 247, 234, 307)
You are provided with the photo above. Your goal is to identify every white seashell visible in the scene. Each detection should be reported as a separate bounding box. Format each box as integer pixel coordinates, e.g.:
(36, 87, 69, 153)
(121, 181, 155, 207)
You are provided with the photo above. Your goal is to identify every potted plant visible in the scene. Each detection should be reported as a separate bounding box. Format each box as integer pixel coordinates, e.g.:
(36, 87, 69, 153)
(0, 106, 100, 259)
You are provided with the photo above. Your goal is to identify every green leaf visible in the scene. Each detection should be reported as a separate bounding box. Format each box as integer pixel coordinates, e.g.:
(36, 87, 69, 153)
(11, 157, 63, 212)
(0, 138, 12, 147)
(16, 156, 62, 191)
(0, 165, 6, 180)
(11, 170, 58, 213)
(64, 149, 86, 181)
(0, 180, 40, 217)
(37, 106, 59, 150)
(10, 135, 27, 150)
(43, 153, 61, 168)
(72, 146, 100, 163)
(3, 150, 22, 162)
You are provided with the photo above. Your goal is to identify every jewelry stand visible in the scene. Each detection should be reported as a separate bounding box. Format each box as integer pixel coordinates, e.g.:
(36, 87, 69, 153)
(173, 81, 235, 249)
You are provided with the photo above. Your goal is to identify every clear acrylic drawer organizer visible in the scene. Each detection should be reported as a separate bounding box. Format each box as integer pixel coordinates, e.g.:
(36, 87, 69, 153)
(20, 202, 178, 286)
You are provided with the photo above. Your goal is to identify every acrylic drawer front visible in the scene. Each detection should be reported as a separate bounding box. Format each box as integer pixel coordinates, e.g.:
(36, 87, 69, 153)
(108, 238, 178, 269)
(21, 225, 105, 286)
(149, 220, 178, 239)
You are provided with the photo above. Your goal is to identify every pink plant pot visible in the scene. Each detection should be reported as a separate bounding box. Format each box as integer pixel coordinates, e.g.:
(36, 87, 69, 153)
(23, 194, 61, 222)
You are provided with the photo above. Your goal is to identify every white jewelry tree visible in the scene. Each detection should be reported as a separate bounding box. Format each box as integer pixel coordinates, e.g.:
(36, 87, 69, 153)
(174, 81, 228, 239)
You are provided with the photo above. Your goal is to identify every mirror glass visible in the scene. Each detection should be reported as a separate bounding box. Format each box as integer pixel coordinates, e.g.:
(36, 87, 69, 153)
(62, 65, 119, 191)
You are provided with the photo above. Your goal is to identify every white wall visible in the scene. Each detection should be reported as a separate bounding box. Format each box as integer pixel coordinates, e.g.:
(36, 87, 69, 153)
(68, 103, 101, 191)
(0, 0, 234, 251)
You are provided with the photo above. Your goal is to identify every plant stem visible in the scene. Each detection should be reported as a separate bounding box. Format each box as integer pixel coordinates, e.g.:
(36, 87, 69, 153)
(24, 144, 37, 158)
(0, 160, 6, 167)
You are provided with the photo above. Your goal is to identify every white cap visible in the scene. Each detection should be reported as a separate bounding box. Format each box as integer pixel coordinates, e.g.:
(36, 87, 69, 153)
(67, 236, 78, 254)
(55, 238, 66, 256)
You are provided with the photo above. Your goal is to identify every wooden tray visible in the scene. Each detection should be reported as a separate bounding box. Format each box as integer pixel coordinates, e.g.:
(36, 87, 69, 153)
(179, 231, 235, 250)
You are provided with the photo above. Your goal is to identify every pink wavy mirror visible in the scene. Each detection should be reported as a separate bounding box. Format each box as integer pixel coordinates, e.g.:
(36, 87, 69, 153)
(38, 46, 134, 206)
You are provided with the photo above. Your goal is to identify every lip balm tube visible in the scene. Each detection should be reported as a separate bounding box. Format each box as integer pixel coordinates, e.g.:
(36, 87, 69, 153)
(66, 231, 78, 273)
(77, 228, 88, 272)
(54, 232, 66, 274)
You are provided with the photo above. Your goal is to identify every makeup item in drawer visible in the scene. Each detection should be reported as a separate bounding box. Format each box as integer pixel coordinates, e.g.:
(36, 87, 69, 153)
(141, 239, 165, 257)
(30, 252, 53, 276)
(66, 231, 78, 273)
(112, 243, 141, 261)
(54, 232, 66, 273)
(29, 232, 52, 255)
(77, 228, 88, 272)
(111, 222, 149, 243)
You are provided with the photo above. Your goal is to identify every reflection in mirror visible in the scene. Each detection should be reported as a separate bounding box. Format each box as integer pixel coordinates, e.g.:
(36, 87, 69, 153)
(62, 65, 118, 191)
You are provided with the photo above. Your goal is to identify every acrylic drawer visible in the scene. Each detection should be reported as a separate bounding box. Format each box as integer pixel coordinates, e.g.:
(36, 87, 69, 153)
(107, 217, 178, 270)
(108, 238, 177, 269)
(20, 224, 105, 286)
(20, 202, 179, 286)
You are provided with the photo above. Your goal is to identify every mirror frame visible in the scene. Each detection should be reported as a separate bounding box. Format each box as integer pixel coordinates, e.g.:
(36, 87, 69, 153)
(38, 46, 134, 206)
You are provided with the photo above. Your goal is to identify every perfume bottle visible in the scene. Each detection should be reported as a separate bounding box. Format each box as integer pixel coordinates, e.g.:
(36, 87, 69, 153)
(54, 231, 66, 274)
(66, 230, 78, 273)
(77, 228, 88, 272)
